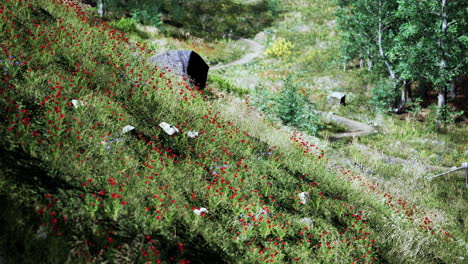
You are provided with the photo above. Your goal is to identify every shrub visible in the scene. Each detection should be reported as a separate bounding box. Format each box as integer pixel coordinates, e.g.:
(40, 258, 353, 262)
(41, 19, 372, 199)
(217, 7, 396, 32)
(129, 7, 162, 27)
(266, 0, 282, 17)
(109, 17, 137, 32)
(265, 38, 294, 58)
(406, 97, 423, 119)
(370, 79, 397, 112)
(426, 104, 464, 131)
(273, 77, 320, 135)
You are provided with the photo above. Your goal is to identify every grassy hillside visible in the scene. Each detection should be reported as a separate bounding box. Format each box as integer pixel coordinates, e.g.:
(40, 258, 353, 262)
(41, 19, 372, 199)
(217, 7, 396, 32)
(0, 0, 466, 263)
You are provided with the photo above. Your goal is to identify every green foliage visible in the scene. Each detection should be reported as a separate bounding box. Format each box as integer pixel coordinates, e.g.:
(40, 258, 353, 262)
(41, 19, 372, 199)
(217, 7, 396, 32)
(406, 97, 422, 115)
(255, 77, 320, 135)
(266, 0, 282, 17)
(109, 17, 137, 32)
(438, 105, 465, 125)
(208, 75, 250, 96)
(95, 0, 163, 28)
(336, 0, 467, 113)
(275, 78, 320, 135)
(426, 104, 465, 131)
(370, 79, 397, 112)
(129, 7, 162, 27)
(265, 38, 293, 58)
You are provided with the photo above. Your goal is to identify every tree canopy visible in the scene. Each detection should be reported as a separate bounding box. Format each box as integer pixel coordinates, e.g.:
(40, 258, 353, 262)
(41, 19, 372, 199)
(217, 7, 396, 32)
(336, 0, 467, 119)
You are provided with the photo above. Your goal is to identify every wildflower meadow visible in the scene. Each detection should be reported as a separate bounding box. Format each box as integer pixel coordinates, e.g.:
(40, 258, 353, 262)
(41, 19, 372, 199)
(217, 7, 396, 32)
(0, 0, 466, 263)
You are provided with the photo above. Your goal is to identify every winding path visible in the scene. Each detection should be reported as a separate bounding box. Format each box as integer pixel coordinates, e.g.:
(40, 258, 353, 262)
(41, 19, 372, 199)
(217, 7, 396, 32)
(210, 38, 264, 70)
(209, 37, 376, 139)
(318, 112, 376, 140)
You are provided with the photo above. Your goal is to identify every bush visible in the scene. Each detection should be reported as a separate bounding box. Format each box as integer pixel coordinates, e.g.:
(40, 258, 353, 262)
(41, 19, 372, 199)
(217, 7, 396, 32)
(161, 0, 275, 39)
(370, 79, 397, 112)
(426, 104, 464, 131)
(104, 0, 163, 28)
(266, 0, 282, 17)
(265, 38, 293, 58)
(406, 97, 423, 119)
(129, 7, 162, 27)
(109, 17, 137, 32)
(273, 77, 320, 135)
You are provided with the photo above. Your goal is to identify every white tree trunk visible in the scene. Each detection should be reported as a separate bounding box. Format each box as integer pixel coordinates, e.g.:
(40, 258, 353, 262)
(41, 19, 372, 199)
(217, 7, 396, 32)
(359, 52, 364, 69)
(401, 80, 411, 105)
(377, 0, 399, 108)
(437, 0, 448, 119)
(367, 50, 373, 70)
(449, 79, 456, 99)
(377, 0, 396, 81)
(98, 0, 105, 17)
(438, 89, 446, 109)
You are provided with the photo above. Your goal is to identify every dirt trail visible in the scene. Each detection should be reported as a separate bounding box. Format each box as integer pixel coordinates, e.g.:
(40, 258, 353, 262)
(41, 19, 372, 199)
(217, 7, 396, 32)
(210, 38, 263, 70)
(319, 112, 376, 140)
(210, 38, 377, 139)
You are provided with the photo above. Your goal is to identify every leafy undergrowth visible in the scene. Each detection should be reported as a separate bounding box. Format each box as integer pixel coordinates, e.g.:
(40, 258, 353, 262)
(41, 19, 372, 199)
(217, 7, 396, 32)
(0, 0, 466, 263)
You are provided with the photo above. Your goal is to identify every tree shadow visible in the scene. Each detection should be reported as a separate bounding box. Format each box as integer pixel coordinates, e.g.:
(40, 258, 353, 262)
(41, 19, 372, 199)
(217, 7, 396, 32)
(160, 0, 276, 40)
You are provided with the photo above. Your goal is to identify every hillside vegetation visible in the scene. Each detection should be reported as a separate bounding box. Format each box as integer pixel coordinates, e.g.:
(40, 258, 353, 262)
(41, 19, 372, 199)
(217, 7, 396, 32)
(0, 0, 467, 263)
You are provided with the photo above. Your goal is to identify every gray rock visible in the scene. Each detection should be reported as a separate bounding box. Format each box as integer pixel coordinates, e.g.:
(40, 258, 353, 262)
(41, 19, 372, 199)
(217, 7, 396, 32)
(148, 50, 209, 89)
(186, 131, 199, 138)
(159, 122, 179, 136)
(299, 217, 314, 225)
(327, 92, 346, 105)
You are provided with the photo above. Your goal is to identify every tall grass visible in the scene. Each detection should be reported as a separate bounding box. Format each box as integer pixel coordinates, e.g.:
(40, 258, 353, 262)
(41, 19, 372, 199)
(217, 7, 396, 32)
(0, 0, 466, 263)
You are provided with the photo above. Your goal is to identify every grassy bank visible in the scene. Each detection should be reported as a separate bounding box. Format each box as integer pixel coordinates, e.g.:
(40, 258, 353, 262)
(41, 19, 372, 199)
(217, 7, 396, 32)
(0, 0, 466, 263)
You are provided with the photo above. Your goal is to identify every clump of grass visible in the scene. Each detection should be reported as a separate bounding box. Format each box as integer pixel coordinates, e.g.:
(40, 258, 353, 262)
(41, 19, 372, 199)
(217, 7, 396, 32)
(317, 120, 348, 139)
(109, 17, 138, 33)
(208, 75, 250, 96)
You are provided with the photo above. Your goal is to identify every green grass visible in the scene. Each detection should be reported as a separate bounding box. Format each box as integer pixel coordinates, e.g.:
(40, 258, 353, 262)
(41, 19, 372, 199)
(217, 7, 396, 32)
(317, 120, 348, 139)
(0, 0, 467, 263)
(208, 75, 250, 97)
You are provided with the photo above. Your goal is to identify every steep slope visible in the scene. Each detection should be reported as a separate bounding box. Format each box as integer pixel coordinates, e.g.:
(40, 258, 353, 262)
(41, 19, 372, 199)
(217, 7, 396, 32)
(0, 0, 465, 263)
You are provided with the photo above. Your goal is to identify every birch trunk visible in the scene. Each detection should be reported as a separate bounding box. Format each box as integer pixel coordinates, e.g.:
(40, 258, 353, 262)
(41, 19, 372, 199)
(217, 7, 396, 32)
(367, 49, 373, 70)
(377, 0, 399, 108)
(449, 79, 456, 99)
(377, 0, 396, 81)
(437, 0, 448, 120)
(401, 80, 411, 105)
(359, 51, 364, 69)
(98, 0, 105, 17)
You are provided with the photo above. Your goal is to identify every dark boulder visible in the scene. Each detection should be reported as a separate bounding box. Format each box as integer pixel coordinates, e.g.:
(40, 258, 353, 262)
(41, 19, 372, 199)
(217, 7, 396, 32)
(148, 50, 209, 89)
